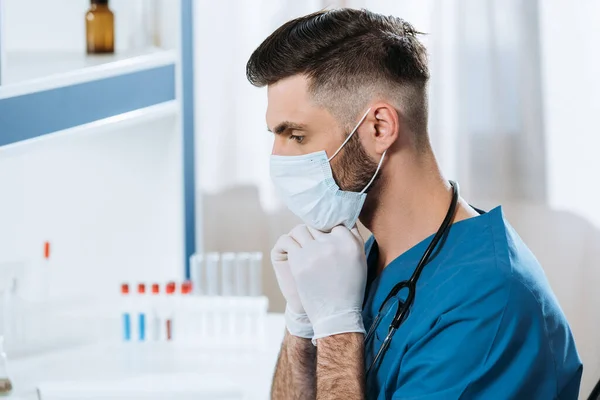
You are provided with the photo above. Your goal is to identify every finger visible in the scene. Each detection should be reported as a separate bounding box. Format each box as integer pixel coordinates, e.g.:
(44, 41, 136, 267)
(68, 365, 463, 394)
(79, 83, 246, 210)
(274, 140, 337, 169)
(330, 225, 353, 238)
(289, 224, 315, 247)
(307, 226, 328, 240)
(330, 225, 365, 245)
(271, 234, 300, 262)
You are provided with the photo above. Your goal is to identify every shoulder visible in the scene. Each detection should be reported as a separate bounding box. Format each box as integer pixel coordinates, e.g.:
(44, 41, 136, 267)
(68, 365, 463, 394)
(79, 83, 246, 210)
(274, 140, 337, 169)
(472, 206, 557, 316)
(440, 206, 547, 296)
(434, 206, 579, 369)
(393, 208, 581, 397)
(425, 206, 560, 330)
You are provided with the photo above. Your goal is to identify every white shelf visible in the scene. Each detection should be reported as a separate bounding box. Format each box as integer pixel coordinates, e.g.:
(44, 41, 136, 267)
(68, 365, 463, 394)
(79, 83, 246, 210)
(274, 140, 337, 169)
(0, 100, 179, 154)
(0, 47, 177, 99)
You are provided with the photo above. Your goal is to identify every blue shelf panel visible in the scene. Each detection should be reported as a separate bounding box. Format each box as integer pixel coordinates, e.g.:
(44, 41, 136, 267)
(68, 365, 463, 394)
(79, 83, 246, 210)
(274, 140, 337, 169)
(181, 0, 196, 279)
(0, 3, 3, 86)
(0, 64, 176, 147)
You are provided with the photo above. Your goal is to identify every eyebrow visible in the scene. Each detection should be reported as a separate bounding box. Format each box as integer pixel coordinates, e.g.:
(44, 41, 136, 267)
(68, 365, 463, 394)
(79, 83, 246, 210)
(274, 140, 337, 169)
(268, 121, 307, 135)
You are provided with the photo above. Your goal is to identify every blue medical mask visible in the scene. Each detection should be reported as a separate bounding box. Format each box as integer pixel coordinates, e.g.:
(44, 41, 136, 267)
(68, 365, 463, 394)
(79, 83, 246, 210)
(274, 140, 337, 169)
(270, 109, 386, 232)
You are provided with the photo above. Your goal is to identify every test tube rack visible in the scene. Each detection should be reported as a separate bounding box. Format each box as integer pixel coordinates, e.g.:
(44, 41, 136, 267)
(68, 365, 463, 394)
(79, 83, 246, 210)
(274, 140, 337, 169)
(174, 295, 269, 348)
(119, 280, 269, 349)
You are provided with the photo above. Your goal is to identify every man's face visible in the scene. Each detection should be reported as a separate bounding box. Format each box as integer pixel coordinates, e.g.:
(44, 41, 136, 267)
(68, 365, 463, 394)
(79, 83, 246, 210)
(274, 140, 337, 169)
(266, 75, 379, 192)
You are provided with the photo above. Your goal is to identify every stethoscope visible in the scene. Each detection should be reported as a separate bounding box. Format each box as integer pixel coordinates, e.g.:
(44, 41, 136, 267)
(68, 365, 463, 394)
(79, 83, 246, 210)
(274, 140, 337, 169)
(364, 180, 459, 376)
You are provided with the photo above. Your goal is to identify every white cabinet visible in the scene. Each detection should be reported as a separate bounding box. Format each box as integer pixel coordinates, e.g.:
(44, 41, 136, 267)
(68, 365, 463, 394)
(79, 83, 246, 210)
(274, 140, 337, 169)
(0, 1, 196, 303)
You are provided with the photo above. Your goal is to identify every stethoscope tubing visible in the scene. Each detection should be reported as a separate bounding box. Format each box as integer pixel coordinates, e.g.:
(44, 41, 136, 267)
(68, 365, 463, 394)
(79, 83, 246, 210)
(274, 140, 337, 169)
(365, 181, 460, 376)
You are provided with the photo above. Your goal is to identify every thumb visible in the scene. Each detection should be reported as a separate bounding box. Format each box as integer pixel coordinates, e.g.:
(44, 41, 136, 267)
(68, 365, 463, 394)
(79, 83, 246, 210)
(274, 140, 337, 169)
(271, 235, 300, 262)
(330, 225, 365, 246)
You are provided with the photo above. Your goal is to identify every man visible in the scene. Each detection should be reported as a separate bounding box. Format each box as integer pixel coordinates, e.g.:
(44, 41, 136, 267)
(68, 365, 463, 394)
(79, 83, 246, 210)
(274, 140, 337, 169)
(246, 8, 582, 400)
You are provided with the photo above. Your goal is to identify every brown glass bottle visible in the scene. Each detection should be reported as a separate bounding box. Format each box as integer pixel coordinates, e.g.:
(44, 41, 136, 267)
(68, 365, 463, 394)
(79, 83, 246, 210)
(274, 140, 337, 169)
(86, 0, 115, 54)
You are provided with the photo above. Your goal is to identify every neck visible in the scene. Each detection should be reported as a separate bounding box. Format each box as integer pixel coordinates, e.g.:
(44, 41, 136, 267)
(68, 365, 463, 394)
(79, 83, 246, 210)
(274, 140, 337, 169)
(360, 146, 477, 272)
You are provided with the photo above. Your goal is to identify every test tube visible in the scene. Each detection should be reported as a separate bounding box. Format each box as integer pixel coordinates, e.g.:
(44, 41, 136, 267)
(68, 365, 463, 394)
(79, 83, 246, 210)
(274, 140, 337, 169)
(179, 281, 192, 342)
(121, 283, 131, 341)
(137, 283, 146, 341)
(221, 253, 235, 296)
(190, 254, 203, 295)
(165, 282, 176, 341)
(205, 253, 220, 296)
(248, 252, 263, 297)
(151, 283, 161, 341)
(235, 253, 250, 296)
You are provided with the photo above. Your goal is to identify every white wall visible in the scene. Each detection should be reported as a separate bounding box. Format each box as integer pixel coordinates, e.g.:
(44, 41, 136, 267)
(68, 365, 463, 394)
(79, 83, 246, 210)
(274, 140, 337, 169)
(539, 0, 600, 229)
(0, 108, 185, 301)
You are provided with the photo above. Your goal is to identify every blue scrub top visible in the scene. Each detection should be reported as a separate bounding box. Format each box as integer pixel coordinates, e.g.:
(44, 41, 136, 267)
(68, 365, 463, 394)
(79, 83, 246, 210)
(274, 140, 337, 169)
(362, 206, 582, 399)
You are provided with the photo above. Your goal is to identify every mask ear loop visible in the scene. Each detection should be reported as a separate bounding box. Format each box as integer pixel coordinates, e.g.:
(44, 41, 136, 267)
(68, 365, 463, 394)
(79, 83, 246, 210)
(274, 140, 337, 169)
(328, 108, 372, 162)
(360, 150, 386, 194)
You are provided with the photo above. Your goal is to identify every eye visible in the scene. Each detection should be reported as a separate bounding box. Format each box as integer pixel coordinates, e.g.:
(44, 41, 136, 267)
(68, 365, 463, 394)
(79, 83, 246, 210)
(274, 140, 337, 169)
(289, 134, 304, 144)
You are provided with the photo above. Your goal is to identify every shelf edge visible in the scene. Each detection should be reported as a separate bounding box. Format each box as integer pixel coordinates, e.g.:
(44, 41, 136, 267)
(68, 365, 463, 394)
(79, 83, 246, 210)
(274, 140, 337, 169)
(0, 100, 179, 155)
(0, 49, 177, 100)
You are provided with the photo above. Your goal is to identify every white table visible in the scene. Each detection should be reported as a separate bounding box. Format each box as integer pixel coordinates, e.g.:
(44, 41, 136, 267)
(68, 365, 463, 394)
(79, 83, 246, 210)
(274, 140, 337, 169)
(5, 314, 285, 400)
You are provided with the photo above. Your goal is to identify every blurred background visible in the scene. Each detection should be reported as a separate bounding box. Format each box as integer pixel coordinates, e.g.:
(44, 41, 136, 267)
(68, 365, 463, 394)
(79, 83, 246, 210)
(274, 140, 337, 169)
(0, 0, 599, 398)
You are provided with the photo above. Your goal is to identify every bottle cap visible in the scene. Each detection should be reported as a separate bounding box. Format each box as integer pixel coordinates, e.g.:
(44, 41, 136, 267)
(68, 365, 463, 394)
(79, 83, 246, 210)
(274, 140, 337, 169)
(137, 283, 146, 294)
(181, 281, 192, 295)
(121, 283, 129, 295)
(152, 283, 160, 294)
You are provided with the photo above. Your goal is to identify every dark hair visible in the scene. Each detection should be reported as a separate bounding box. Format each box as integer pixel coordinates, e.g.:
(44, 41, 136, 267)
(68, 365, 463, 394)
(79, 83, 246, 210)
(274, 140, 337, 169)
(246, 8, 430, 136)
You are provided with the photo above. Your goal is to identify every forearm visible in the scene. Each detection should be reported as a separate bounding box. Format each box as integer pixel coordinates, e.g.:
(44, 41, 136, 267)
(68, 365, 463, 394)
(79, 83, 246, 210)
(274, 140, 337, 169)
(316, 333, 365, 400)
(272, 331, 317, 400)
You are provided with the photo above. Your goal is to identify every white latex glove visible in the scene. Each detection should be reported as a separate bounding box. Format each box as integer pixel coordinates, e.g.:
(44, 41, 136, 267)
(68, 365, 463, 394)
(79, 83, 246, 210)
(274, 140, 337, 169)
(271, 225, 315, 338)
(287, 225, 367, 342)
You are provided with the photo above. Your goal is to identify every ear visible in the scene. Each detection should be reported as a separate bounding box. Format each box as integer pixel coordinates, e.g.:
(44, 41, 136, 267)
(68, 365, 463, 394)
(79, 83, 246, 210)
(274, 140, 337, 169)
(370, 103, 399, 155)
(357, 103, 399, 156)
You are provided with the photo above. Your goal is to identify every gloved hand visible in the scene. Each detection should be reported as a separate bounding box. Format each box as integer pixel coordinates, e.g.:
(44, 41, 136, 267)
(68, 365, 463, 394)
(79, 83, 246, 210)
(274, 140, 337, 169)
(271, 225, 315, 338)
(287, 225, 367, 342)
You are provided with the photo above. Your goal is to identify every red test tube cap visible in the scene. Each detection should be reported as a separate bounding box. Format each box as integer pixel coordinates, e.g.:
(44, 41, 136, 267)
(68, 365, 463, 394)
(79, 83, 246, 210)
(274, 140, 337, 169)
(121, 283, 129, 295)
(137, 283, 146, 294)
(44, 241, 51, 259)
(151, 283, 160, 294)
(181, 281, 192, 295)
(166, 281, 176, 295)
